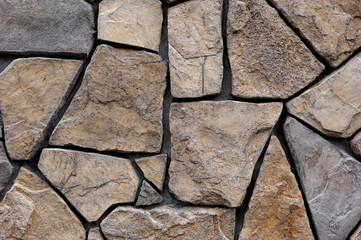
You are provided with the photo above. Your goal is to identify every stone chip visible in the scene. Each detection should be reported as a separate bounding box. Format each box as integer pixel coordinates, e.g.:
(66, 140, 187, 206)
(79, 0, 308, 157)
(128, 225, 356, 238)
(135, 181, 163, 206)
(135, 154, 167, 191)
(88, 228, 104, 240)
(351, 224, 361, 240)
(351, 131, 361, 160)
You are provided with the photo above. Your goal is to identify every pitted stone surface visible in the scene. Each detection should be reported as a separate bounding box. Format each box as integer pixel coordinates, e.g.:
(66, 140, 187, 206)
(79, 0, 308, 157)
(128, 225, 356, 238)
(50, 45, 167, 153)
(0, 142, 13, 192)
(88, 228, 104, 240)
(135, 181, 163, 206)
(135, 154, 167, 191)
(351, 131, 361, 160)
(284, 117, 361, 240)
(38, 148, 139, 222)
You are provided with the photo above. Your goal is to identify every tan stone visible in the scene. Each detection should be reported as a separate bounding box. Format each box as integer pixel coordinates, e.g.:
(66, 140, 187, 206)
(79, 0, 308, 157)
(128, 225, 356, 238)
(101, 206, 235, 239)
(135, 154, 167, 191)
(168, 0, 223, 98)
(287, 53, 361, 138)
(50, 45, 167, 153)
(169, 101, 282, 207)
(38, 148, 139, 222)
(98, 0, 163, 52)
(135, 181, 163, 206)
(0, 168, 85, 239)
(240, 136, 314, 240)
(227, 0, 324, 99)
(351, 224, 361, 240)
(351, 131, 361, 160)
(269, 0, 361, 67)
(88, 228, 104, 240)
(0, 58, 82, 160)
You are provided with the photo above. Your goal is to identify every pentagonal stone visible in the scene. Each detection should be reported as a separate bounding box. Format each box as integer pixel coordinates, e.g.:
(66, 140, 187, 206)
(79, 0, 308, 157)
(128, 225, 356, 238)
(135, 181, 163, 206)
(0, 142, 13, 192)
(135, 154, 167, 191)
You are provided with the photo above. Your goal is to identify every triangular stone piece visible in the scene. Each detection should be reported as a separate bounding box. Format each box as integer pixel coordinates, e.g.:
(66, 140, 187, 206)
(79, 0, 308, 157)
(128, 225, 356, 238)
(135, 154, 167, 191)
(136, 181, 163, 206)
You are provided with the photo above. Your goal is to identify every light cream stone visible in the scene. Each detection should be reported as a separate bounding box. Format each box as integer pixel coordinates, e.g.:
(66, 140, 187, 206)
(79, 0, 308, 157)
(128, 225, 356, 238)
(38, 148, 139, 222)
(88, 228, 104, 240)
(135, 154, 167, 191)
(50, 45, 167, 153)
(351, 224, 361, 240)
(168, 0, 223, 98)
(98, 0, 163, 52)
(169, 101, 283, 207)
(351, 131, 361, 160)
(135, 181, 163, 206)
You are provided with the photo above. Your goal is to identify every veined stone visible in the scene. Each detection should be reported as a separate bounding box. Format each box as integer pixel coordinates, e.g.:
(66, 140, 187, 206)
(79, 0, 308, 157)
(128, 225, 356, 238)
(227, 0, 324, 99)
(50, 45, 167, 153)
(351, 131, 361, 160)
(135, 181, 163, 206)
(0, 58, 83, 160)
(169, 101, 282, 207)
(0, 142, 13, 192)
(135, 154, 167, 191)
(351, 224, 361, 240)
(88, 228, 104, 240)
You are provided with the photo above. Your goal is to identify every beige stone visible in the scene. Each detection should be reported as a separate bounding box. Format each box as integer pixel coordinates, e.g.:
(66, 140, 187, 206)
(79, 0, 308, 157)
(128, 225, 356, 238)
(135, 181, 163, 206)
(168, 0, 223, 98)
(351, 131, 361, 160)
(0, 58, 82, 160)
(287, 53, 361, 138)
(101, 206, 235, 239)
(88, 228, 104, 240)
(269, 0, 361, 67)
(169, 101, 282, 207)
(240, 136, 314, 240)
(351, 224, 361, 240)
(228, 0, 324, 99)
(50, 45, 167, 153)
(38, 148, 139, 222)
(135, 154, 167, 191)
(0, 168, 85, 239)
(98, 0, 163, 52)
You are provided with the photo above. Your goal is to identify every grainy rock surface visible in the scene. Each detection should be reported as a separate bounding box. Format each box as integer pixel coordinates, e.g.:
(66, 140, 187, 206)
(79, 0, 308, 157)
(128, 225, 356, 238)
(101, 206, 235, 239)
(50, 45, 167, 153)
(227, 0, 324, 99)
(0, 0, 94, 56)
(351, 224, 361, 240)
(284, 117, 361, 240)
(169, 101, 282, 207)
(0, 168, 85, 239)
(98, 0, 163, 52)
(0, 143, 13, 192)
(88, 228, 104, 240)
(240, 136, 314, 240)
(135, 181, 163, 206)
(168, 0, 223, 98)
(351, 131, 361, 160)
(287, 53, 361, 138)
(135, 154, 167, 191)
(269, 0, 361, 68)
(38, 148, 139, 222)
(0, 58, 83, 160)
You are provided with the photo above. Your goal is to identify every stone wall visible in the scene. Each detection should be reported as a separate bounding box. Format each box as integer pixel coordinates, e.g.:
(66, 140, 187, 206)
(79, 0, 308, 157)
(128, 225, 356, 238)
(0, 0, 361, 239)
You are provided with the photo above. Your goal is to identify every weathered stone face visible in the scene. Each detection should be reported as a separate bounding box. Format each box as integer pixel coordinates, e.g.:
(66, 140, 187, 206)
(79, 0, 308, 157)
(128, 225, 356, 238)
(100, 206, 235, 240)
(168, 0, 223, 98)
(287, 53, 361, 138)
(135, 181, 163, 206)
(0, 168, 86, 239)
(227, 0, 324, 99)
(351, 131, 361, 160)
(169, 101, 282, 207)
(284, 117, 361, 240)
(135, 154, 167, 191)
(50, 45, 167, 153)
(0, 143, 13, 192)
(0, 58, 83, 160)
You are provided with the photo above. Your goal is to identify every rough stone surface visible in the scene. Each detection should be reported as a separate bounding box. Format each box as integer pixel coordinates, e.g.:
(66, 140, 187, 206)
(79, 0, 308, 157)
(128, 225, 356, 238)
(88, 228, 104, 240)
(0, 168, 85, 239)
(135, 181, 163, 206)
(351, 131, 361, 160)
(0, 142, 13, 192)
(135, 154, 167, 191)
(240, 136, 314, 240)
(98, 0, 163, 52)
(269, 0, 361, 68)
(50, 45, 167, 153)
(0, 58, 83, 160)
(287, 53, 361, 138)
(168, 0, 223, 98)
(169, 101, 282, 207)
(228, 0, 324, 99)
(283, 117, 361, 240)
(0, 0, 94, 56)
(351, 224, 361, 240)
(101, 206, 235, 239)
(38, 148, 139, 222)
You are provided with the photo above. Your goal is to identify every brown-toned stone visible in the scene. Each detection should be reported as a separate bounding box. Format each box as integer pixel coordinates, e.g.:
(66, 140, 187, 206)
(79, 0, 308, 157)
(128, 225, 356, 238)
(135, 154, 167, 191)
(88, 228, 104, 240)
(240, 136, 314, 239)
(228, 0, 324, 99)
(135, 181, 163, 206)
(0, 142, 13, 192)
(50, 45, 167, 153)
(0, 58, 83, 160)
(351, 224, 361, 240)
(351, 131, 361, 160)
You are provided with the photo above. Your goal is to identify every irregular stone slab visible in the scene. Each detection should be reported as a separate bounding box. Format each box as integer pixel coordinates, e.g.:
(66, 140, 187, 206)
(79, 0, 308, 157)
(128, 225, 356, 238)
(0, 58, 83, 160)
(88, 228, 104, 240)
(169, 101, 282, 207)
(227, 0, 324, 99)
(240, 136, 314, 239)
(38, 148, 139, 222)
(0, 168, 85, 239)
(351, 131, 361, 160)
(101, 206, 235, 239)
(136, 181, 163, 206)
(168, 0, 223, 98)
(50, 45, 167, 153)
(287, 54, 361, 138)
(283, 117, 361, 240)
(0, 142, 13, 192)
(351, 224, 361, 240)
(98, 0, 163, 52)
(135, 154, 167, 191)
(0, 0, 94, 56)
(269, 0, 361, 67)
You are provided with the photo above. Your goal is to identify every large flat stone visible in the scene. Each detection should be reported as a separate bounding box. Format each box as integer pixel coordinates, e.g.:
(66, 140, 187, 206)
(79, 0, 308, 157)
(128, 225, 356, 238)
(0, 142, 13, 192)
(169, 101, 282, 207)
(351, 224, 361, 240)
(135, 154, 167, 191)
(50, 45, 167, 153)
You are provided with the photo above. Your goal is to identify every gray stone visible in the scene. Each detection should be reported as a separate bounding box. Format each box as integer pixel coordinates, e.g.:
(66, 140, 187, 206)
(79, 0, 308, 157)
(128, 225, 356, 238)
(283, 117, 361, 240)
(135, 154, 167, 191)
(0, 142, 13, 192)
(136, 181, 163, 206)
